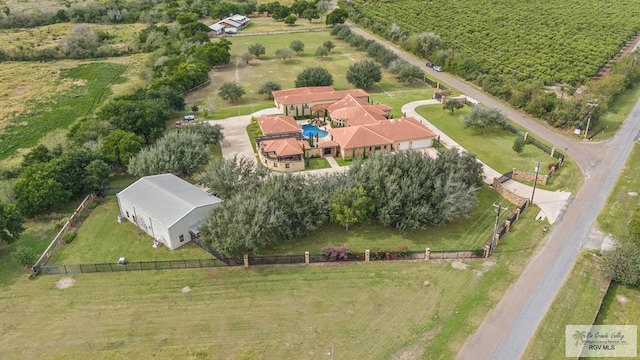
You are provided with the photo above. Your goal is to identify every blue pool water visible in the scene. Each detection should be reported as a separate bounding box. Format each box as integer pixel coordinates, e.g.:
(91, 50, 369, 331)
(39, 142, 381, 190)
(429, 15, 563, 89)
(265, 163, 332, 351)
(301, 124, 329, 138)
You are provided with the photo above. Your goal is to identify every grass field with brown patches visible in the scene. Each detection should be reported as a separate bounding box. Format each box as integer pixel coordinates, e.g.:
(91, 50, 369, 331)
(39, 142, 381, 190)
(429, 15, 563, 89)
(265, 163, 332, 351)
(0, 22, 146, 54)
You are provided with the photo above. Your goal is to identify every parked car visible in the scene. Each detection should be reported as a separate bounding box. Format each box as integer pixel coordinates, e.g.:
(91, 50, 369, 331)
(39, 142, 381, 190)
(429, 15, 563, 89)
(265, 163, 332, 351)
(425, 62, 434, 68)
(433, 65, 443, 72)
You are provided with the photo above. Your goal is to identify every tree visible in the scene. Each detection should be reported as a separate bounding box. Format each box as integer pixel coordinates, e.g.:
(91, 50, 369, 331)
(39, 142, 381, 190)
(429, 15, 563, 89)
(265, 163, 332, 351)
(326, 8, 348, 26)
(315, 46, 329, 58)
(99, 98, 170, 144)
(128, 131, 209, 177)
(302, 8, 319, 23)
(12, 245, 35, 267)
(346, 60, 382, 89)
(241, 52, 252, 65)
(100, 130, 144, 168)
(289, 40, 305, 54)
(194, 155, 270, 199)
(60, 24, 99, 58)
(322, 40, 335, 53)
(330, 187, 373, 230)
(248, 43, 266, 59)
(182, 123, 224, 145)
(257, 80, 282, 99)
(85, 159, 111, 190)
(284, 14, 297, 26)
(443, 99, 464, 114)
(512, 136, 525, 153)
(603, 243, 640, 287)
(14, 165, 69, 217)
(464, 106, 508, 133)
(0, 201, 25, 244)
(396, 64, 424, 85)
(275, 48, 293, 61)
(21, 144, 52, 168)
(295, 66, 334, 87)
(218, 82, 245, 103)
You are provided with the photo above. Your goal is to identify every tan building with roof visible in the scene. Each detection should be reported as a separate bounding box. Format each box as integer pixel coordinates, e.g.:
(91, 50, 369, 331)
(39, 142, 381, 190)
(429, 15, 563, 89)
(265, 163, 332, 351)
(272, 87, 370, 118)
(327, 94, 391, 127)
(258, 138, 312, 172)
(329, 126, 393, 159)
(257, 115, 301, 137)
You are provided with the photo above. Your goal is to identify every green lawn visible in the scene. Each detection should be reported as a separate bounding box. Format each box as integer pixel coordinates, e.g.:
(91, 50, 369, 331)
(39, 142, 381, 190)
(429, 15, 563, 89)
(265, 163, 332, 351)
(49, 197, 209, 265)
(521, 251, 609, 360)
(416, 104, 581, 192)
(598, 143, 640, 238)
(306, 157, 331, 170)
(591, 82, 640, 141)
(264, 185, 516, 254)
(595, 283, 640, 328)
(334, 157, 353, 166)
(184, 31, 434, 120)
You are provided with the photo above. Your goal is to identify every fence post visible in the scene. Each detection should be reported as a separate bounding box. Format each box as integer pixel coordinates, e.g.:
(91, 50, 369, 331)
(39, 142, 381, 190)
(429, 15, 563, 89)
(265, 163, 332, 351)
(305, 251, 310, 264)
(365, 249, 370, 262)
(425, 247, 431, 260)
(243, 254, 249, 267)
(550, 147, 556, 157)
(504, 220, 511, 233)
(523, 132, 528, 141)
(484, 245, 490, 258)
(516, 207, 521, 221)
(495, 233, 501, 246)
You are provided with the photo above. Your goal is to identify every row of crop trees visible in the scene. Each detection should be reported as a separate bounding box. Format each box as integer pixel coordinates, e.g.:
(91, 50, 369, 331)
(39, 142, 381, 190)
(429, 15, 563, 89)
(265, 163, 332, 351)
(340, 1, 640, 134)
(196, 149, 484, 258)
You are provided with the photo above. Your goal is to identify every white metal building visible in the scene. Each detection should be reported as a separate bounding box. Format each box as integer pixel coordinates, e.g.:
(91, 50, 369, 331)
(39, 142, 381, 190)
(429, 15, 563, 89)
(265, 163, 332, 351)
(116, 174, 222, 250)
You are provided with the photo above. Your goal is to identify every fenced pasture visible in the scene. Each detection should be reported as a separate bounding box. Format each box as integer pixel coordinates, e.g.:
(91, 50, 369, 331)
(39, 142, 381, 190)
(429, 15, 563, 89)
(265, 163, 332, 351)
(353, 0, 640, 83)
(0, 194, 546, 360)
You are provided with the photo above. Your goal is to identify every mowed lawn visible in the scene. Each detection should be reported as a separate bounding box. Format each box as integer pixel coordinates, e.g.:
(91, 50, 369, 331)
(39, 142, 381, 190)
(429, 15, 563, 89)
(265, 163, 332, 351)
(265, 185, 514, 255)
(416, 105, 582, 192)
(184, 31, 434, 120)
(49, 197, 209, 265)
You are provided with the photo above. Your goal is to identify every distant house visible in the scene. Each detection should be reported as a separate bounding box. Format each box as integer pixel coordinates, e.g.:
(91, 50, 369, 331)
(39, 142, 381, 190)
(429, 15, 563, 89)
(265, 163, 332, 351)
(209, 14, 251, 35)
(116, 174, 222, 250)
(272, 87, 370, 117)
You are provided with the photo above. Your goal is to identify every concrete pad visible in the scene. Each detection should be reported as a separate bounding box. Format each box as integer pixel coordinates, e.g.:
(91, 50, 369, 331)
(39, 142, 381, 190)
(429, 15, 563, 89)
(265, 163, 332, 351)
(501, 180, 571, 224)
(601, 234, 617, 254)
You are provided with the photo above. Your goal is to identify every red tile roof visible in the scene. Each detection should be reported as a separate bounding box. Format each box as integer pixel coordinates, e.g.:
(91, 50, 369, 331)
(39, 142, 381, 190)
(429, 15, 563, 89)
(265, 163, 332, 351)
(260, 138, 309, 157)
(272, 87, 369, 105)
(257, 115, 301, 136)
(329, 126, 392, 150)
(317, 140, 339, 148)
(365, 117, 437, 142)
(328, 94, 388, 126)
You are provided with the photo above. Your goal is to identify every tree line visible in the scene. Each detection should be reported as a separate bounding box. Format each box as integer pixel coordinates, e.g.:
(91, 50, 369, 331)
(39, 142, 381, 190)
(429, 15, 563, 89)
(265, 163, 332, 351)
(198, 150, 484, 258)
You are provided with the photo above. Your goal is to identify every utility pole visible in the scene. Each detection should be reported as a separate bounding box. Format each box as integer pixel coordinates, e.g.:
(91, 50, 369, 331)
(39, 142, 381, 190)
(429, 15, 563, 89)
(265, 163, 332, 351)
(584, 102, 598, 140)
(490, 202, 508, 254)
(531, 161, 541, 204)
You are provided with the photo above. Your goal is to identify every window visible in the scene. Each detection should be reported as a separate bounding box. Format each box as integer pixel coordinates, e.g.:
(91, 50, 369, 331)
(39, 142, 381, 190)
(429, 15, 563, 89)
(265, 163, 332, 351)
(303, 103, 309, 109)
(179, 234, 185, 243)
(369, 147, 372, 151)
(383, 145, 387, 149)
(375, 146, 381, 151)
(290, 105, 295, 110)
(285, 163, 290, 168)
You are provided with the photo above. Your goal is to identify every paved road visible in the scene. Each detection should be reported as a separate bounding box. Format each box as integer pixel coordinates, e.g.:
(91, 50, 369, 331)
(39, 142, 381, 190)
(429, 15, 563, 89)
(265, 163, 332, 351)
(347, 24, 640, 359)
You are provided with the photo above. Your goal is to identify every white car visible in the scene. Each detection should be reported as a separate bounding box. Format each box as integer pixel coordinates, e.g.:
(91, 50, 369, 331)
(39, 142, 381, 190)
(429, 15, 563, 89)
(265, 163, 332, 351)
(433, 65, 443, 72)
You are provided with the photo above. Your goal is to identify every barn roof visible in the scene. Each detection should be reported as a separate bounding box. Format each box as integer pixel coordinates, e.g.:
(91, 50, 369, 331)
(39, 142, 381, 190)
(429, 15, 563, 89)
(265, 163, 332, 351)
(117, 174, 222, 228)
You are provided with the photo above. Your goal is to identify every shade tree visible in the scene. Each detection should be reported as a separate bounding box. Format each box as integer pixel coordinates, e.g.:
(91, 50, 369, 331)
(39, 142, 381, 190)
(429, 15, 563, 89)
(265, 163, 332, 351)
(127, 131, 209, 177)
(346, 60, 382, 89)
(218, 82, 245, 103)
(463, 106, 508, 133)
(248, 43, 266, 59)
(295, 66, 334, 87)
(290, 40, 305, 54)
(257, 80, 282, 99)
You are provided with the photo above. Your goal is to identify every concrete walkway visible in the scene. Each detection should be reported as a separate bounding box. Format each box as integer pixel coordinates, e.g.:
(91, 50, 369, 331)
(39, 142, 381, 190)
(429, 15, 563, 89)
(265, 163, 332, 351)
(402, 100, 571, 224)
(325, 156, 340, 169)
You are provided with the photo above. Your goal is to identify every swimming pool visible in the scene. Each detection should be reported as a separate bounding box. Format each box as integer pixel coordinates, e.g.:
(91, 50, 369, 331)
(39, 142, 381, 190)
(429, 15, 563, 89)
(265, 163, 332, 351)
(301, 124, 329, 139)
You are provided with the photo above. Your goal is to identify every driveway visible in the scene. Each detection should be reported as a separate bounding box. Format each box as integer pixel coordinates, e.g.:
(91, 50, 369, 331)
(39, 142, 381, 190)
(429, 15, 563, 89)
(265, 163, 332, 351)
(403, 100, 571, 224)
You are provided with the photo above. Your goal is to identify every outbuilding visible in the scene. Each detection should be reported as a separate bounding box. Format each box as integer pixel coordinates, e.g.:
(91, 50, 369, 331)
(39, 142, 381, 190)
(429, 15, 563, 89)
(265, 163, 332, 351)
(116, 174, 222, 250)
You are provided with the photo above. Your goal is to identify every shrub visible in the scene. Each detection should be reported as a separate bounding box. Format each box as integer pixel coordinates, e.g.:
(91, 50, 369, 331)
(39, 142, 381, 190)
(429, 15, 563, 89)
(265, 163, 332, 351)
(191, 105, 199, 112)
(65, 231, 77, 244)
(321, 245, 353, 261)
(512, 136, 525, 153)
(12, 245, 35, 267)
(371, 245, 411, 260)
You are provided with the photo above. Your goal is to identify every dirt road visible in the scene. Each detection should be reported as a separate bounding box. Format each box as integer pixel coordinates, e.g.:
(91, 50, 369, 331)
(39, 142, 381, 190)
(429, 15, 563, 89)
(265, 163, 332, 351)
(348, 25, 640, 359)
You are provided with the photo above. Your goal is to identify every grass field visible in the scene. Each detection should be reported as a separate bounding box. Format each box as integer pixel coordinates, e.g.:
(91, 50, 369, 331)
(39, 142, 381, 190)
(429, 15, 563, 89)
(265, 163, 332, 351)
(592, 84, 640, 141)
(521, 251, 609, 360)
(306, 157, 331, 170)
(0, 203, 546, 360)
(0, 23, 146, 55)
(49, 197, 209, 265)
(415, 104, 582, 193)
(184, 31, 434, 120)
(265, 185, 515, 255)
(0, 61, 126, 161)
(597, 143, 640, 238)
